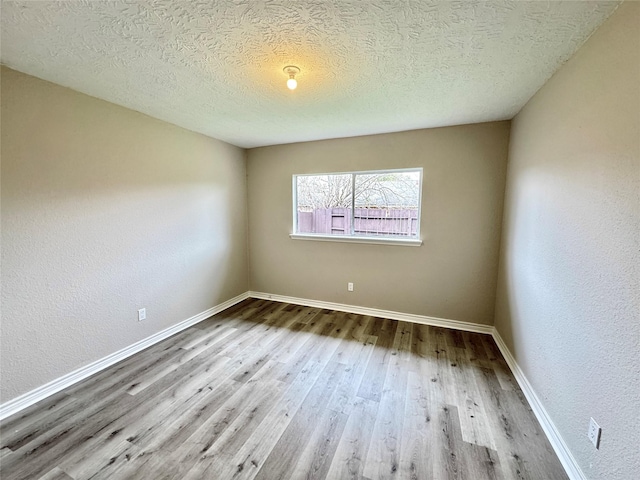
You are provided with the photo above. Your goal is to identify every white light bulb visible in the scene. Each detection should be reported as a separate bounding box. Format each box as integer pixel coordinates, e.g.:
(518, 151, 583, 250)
(287, 77, 297, 90)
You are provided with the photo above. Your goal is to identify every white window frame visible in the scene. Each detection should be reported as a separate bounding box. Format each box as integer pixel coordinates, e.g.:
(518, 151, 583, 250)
(291, 167, 423, 246)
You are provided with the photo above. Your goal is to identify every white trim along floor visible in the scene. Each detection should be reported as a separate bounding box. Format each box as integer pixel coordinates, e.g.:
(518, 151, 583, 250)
(0, 291, 584, 480)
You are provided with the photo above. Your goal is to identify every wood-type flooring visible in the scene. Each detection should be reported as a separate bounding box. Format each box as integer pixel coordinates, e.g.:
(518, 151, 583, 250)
(0, 299, 569, 479)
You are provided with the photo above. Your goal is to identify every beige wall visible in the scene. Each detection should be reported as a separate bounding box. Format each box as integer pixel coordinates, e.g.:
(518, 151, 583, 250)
(494, 3, 639, 479)
(0, 67, 249, 403)
(247, 122, 510, 325)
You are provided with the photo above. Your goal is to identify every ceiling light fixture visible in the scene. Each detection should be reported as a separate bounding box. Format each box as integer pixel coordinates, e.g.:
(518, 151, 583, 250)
(283, 65, 300, 90)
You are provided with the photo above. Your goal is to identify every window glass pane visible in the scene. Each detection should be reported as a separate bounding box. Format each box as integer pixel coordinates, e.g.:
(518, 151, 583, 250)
(296, 174, 352, 235)
(354, 171, 420, 238)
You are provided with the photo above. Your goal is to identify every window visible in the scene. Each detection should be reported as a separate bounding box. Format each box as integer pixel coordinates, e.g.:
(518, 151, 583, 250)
(292, 168, 422, 246)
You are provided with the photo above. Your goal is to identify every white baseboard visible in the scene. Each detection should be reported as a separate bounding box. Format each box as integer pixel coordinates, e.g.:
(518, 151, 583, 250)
(0, 291, 249, 421)
(248, 291, 494, 334)
(491, 329, 586, 480)
(249, 291, 582, 480)
(0, 290, 582, 480)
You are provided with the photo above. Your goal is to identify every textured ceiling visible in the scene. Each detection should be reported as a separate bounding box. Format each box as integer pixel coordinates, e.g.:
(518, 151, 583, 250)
(1, 1, 620, 148)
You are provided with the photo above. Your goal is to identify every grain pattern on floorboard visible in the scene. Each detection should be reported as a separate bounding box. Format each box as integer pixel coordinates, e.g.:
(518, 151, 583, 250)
(0, 299, 568, 480)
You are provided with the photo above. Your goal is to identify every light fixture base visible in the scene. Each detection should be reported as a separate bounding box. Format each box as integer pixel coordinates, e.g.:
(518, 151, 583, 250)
(283, 65, 300, 76)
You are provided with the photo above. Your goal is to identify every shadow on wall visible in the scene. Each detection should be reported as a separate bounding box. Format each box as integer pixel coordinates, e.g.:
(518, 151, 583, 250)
(0, 67, 248, 403)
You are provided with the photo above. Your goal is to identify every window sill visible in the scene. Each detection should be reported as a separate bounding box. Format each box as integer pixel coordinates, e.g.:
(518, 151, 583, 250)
(289, 234, 423, 247)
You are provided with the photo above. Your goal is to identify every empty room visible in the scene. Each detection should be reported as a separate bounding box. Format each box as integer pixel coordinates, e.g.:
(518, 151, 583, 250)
(0, 1, 638, 479)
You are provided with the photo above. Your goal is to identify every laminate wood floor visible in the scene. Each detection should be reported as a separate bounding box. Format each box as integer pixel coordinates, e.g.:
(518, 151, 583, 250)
(0, 299, 568, 480)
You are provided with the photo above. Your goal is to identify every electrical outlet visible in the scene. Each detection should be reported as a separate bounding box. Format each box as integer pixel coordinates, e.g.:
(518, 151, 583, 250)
(588, 417, 601, 449)
(348, 282, 354, 292)
(138, 308, 146, 322)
